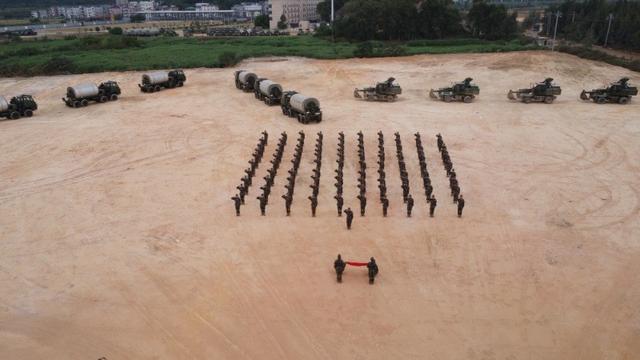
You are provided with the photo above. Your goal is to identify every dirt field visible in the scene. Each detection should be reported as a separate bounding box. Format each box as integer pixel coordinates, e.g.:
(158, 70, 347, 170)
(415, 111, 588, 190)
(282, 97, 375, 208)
(1, 51, 639, 359)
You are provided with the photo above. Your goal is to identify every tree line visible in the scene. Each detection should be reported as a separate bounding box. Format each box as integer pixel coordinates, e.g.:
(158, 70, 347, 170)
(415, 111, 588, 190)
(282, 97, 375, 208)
(540, 0, 640, 50)
(316, 0, 518, 41)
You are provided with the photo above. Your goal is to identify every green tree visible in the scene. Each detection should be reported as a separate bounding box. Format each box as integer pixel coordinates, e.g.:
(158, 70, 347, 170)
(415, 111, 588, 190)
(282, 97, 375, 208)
(254, 14, 269, 28)
(335, 0, 417, 41)
(317, 0, 348, 22)
(108, 27, 123, 35)
(467, 0, 518, 40)
(415, 0, 463, 39)
(277, 14, 287, 30)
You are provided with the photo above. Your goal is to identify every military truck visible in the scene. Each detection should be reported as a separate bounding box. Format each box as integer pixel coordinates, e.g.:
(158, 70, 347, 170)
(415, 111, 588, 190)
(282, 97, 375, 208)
(580, 77, 638, 104)
(354, 77, 402, 102)
(63, 82, 121, 108)
(430, 78, 480, 103)
(235, 70, 258, 92)
(281, 91, 322, 124)
(254, 79, 283, 105)
(139, 70, 186, 93)
(508, 78, 561, 104)
(0, 95, 37, 120)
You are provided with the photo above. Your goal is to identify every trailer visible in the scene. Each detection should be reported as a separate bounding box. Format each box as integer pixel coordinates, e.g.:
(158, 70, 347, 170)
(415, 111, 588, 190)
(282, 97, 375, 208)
(235, 70, 258, 92)
(254, 79, 283, 105)
(63, 82, 121, 108)
(281, 92, 322, 124)
(139, 70, 186, 93)
(1, 95, 38, 120)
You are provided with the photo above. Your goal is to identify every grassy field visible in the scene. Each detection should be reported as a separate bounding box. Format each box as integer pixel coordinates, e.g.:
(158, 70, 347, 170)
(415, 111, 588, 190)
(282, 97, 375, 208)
(0, 35, 539, 76)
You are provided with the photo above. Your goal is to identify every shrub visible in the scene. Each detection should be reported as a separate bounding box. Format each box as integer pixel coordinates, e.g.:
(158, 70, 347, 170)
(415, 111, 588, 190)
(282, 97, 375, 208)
(218, 51, 239, 67)
(40, 56, 76, 74)
(109, 27, 123, 35)
(353, 41, 375, 57)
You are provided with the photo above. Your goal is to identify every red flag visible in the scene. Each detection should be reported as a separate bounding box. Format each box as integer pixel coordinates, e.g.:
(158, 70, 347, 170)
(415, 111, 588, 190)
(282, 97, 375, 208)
(346, 261, 368, 267)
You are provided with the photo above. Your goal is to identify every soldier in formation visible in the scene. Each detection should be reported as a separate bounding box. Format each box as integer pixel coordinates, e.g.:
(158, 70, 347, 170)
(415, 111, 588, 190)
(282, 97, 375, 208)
(232, 131, 268, 216)
(308, 132, 323, 216)
(415, 132, 434, 217)
(395, 132, 412, 206)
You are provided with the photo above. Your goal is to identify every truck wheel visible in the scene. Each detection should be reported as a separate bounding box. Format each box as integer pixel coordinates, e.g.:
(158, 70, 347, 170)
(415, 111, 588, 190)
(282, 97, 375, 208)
(177, 82, 184, 87)
(23, 109, 33, 117)
(81, 99, 89, 107)
(9, 111, 20, 120)
(73, 101, 81, 108)
(154, 85, 161, 92)
(99, 95, 108, 103)
(544, 96, 554, 104)
(596, 97, 606, 104)
(463, 96, 472, 103)
(110, 94, 118, 101)
(618, 97, 629, 105)
(443, 95, 452, 103)
(522, 97, 531, 104)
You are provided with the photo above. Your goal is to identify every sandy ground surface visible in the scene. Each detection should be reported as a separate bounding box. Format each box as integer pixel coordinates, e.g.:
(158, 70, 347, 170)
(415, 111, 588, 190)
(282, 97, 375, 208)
(1, 51, 639, 359)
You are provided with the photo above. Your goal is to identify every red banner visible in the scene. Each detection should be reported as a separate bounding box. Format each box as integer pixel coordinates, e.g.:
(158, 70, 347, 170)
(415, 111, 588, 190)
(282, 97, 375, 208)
(346, 261, 368, 267)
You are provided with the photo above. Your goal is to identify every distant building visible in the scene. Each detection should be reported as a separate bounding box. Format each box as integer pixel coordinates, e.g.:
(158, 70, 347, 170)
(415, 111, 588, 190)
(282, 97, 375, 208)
(268, 0, 320, 30)
(195, 3, 220, 12)
(232, 2, 264, 19)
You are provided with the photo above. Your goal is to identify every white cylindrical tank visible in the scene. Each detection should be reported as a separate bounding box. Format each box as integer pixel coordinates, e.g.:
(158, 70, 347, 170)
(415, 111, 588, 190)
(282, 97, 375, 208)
(289, 94, 320, 113)
(259, 80, 282, 96)
(143, 72, 170, 85)
(68, 83, 99, 99)
(238, 71, 257, 85)
(0, 96, 9, 112)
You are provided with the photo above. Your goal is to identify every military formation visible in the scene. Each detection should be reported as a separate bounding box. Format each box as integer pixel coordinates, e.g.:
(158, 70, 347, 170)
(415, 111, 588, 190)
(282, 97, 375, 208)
(233, 131, 471, 220)
(256, 132, 288, 216)
(282, 131, 305, 216)
(437, 134, 465, 217)
(308, 132, 323, 216)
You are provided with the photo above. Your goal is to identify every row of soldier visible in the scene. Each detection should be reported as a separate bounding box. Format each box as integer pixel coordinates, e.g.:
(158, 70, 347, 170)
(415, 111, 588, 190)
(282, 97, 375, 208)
(232, 131, 268, 215)
(334, 132, 345, 217)
(356, 131, 367, 217)
(281, 131, 305, 216)
(437, 134, 465, 217)
(307, 132, 323, 217)
(394, 133, 415, 217)
(377, 132, 389, 217)
(256, 132, 288, 215)
(415, 133, 438, 217)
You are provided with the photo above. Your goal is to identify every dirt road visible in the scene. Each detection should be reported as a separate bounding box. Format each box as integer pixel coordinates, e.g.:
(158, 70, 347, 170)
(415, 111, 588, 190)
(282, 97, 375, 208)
(1, 51, 639, 359)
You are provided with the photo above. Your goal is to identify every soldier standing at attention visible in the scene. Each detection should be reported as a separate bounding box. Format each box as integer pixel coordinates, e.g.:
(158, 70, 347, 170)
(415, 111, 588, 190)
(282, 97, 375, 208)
(406, 194, 414, 217)
(334, 254, 346, 283)
(357, 194, 367, 216)
(334, 195, 344, 217)
(367, 257, 379, 284)
(309, 196, 318, 217)
(345, 207, 354, 229)
(382, 196, 389, 217)
(231, 194, 241, 216)
(429, 196, 437, 217)
(457, 195, 465, 218)
(257, 195, 267, 216)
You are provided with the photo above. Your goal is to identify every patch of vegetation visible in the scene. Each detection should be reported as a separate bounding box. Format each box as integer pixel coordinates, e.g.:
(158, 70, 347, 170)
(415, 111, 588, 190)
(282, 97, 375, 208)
(0, 35, 538, 77)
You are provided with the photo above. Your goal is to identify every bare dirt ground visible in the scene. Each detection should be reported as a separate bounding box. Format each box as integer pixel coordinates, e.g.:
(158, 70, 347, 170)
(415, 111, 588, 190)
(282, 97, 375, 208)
(1, 51, 639, 360)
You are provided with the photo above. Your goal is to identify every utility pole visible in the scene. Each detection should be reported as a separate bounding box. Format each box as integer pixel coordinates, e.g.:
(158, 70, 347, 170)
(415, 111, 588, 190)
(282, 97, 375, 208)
(604, 13, 613, 48)
(551, 10, 561, 51)
(331, 0, 334, 23)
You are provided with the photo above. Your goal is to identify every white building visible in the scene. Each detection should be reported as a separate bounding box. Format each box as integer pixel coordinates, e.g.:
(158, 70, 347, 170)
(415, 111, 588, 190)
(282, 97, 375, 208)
(268, 0, 320, 29)
(232, 2, 264, 19)
(138, 1, 157, 12)
(195, 3, 220, 12)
